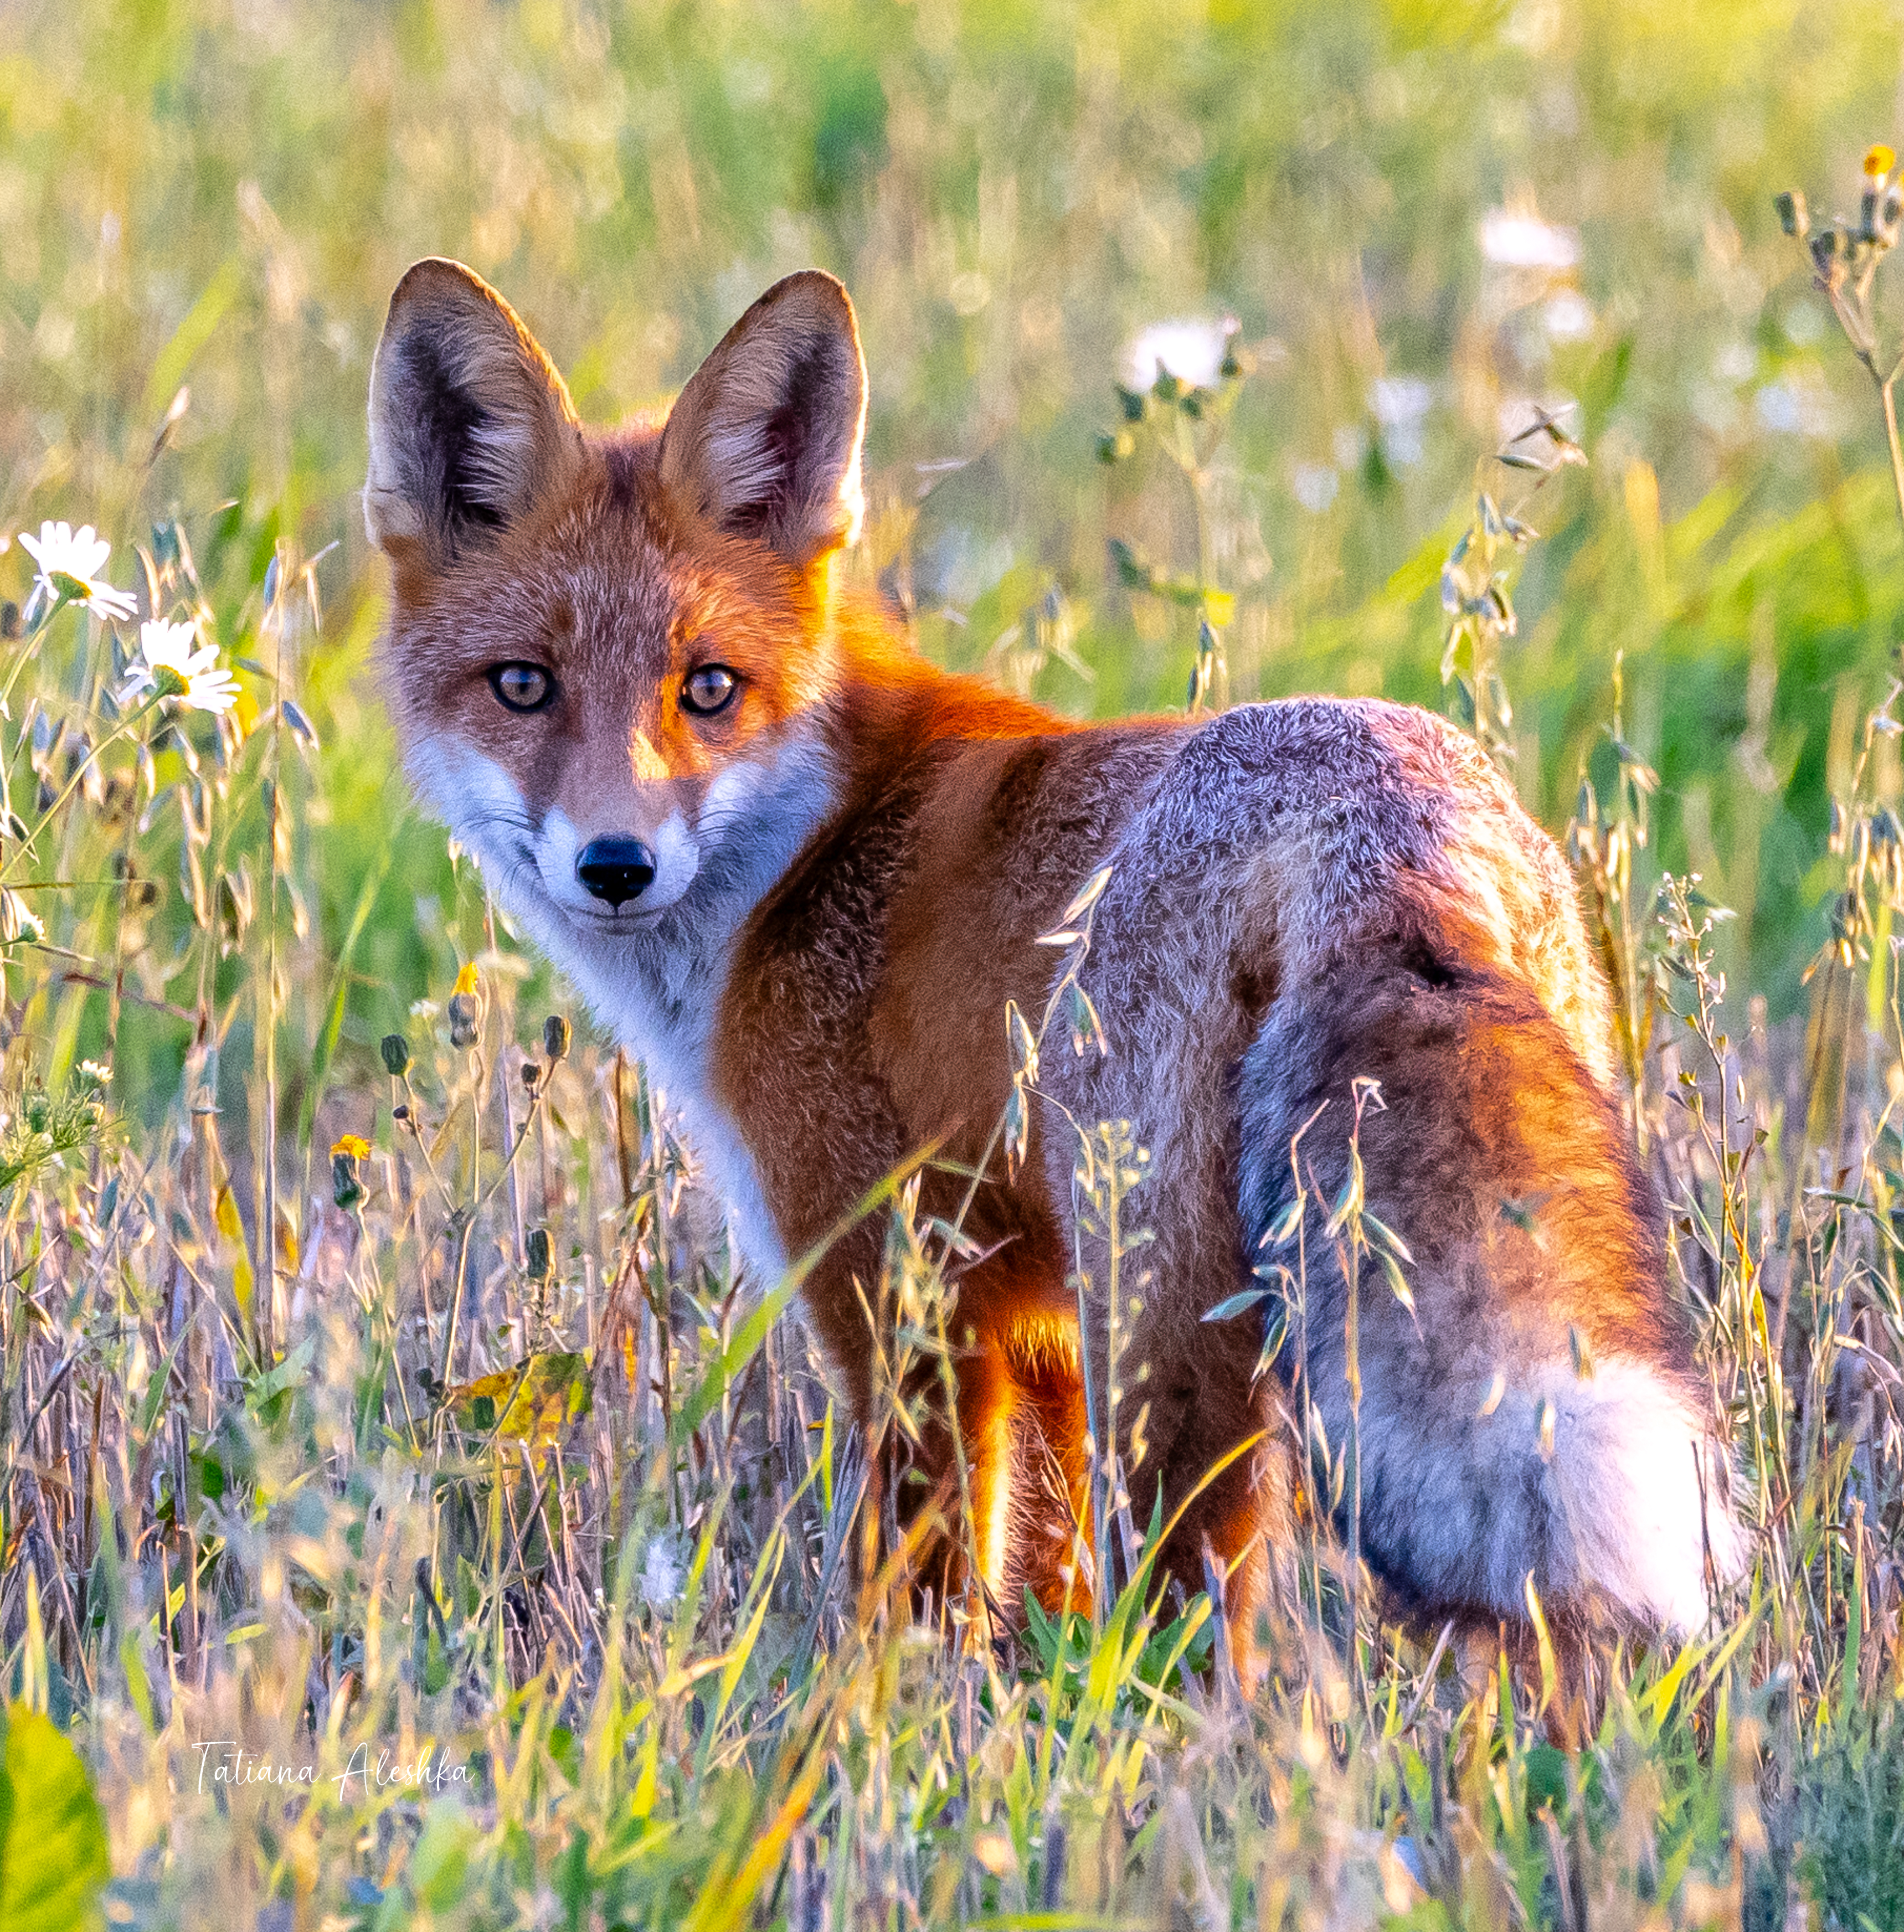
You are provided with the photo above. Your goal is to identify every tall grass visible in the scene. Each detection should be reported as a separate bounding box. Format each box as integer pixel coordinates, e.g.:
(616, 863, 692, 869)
(10, 540, 1904, 1926)
(6, 3, 1904, 1927)
(0, 314, 1898, 1932)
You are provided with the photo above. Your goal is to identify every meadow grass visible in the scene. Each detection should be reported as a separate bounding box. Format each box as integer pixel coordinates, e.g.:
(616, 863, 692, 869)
(7, 2, 1904, 1926)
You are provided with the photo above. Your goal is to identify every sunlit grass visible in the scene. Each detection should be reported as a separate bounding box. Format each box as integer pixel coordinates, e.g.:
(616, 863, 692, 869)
(6, 2, 1904, 1926)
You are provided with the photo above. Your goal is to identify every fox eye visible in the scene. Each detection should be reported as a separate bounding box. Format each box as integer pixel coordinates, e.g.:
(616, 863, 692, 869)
(488, 663, 554, 713)
(682, 664, 739, 716)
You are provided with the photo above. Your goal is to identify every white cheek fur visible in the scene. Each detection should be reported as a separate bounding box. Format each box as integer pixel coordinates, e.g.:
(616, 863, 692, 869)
(640, 810, 702, 913)
(531, 807, 589, 911)
(408, 740, 533, 879)
(701, 759, 768, 825)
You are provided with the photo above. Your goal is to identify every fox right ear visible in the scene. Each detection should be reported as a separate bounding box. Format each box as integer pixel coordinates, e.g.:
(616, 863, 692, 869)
(365, 259, 583, 561)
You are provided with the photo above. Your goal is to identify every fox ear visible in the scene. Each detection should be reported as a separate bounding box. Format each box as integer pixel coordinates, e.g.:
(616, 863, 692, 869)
(365, 259, 583, 559)
(658, 271, 866, 569)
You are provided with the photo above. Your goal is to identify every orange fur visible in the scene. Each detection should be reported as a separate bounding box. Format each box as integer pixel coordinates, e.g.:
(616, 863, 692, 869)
(366, 261, 1745, 1687)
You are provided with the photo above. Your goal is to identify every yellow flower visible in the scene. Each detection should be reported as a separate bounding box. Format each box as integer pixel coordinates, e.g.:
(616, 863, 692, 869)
(453, 962, 480, 997)
(330, 1132, 371, 1160)
(1866, 143, 1896, 179)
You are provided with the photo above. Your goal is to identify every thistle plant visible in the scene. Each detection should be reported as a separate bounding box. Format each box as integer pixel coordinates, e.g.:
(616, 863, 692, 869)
(1439, 408, 1586, 770)
(1777, 144, 1904, 540)
(1776, 148, 1904, 1156)
(1097, 323, 1252, 714)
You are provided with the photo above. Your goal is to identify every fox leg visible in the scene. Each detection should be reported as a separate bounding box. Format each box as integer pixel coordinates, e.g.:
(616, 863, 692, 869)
(1007, 1343, 1095, 1616)
(952, 1334, 1096, 1631)
(1035, 960, 1298, 1685)
(1092, 1336, 1296, 1691)
(894, 1320, 1090, 1635)
(884, 1335, 1012, 1622)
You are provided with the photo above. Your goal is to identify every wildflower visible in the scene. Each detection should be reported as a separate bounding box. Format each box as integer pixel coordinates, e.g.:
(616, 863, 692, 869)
(1479, 208, 1580, 271)
(1542, 291, 1596, 342)
(1120, 318, 1234, 393)
(329, 1133, 372, 1209)
(331, 1150, 366, 1210)
(16, 522, 137, 625)
(1293, 462, 1340, 513)
(448, 962, 481, 1048)
(1370, 375, 1435, 466)
(123, 619, 240, 714)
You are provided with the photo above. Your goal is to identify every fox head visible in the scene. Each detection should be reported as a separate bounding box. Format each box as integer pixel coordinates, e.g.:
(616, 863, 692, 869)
(364, 259, 866, 969)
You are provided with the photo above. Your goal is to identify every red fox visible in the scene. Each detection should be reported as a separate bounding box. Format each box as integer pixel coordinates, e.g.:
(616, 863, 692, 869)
(364, 259, 1745, 1686)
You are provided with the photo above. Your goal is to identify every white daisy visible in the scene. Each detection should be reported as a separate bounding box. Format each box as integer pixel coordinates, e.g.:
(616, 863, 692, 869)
(1120, 317, 1236, 393)
(16, 521, 137, 624)
(124, 619, 240, 714)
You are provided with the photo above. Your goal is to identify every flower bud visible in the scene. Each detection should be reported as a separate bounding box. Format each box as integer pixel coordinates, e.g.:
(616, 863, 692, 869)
(447, 992, 480, 1049)
(1811, 226, 1848, 288)
(331, 1148, 365, 1210)
(0, 888, 42, 945)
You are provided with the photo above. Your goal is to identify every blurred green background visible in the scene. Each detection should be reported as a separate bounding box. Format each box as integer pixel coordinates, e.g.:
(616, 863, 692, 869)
(4, 0, 1904, 1103)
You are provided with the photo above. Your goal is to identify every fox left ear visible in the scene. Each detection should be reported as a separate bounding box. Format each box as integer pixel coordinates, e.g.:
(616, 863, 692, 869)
(658, 271, 867, 570)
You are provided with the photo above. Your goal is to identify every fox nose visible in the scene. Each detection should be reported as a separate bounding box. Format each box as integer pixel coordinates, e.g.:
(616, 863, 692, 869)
(576, 836, 657, 908)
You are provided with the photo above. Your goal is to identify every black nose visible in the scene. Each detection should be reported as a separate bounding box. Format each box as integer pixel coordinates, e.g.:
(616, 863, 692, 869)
(576, 836, 657, 908)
